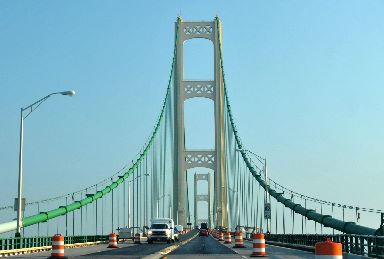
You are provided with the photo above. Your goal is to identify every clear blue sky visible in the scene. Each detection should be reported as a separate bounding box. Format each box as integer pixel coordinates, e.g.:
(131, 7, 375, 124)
(1, 0, 383, 229)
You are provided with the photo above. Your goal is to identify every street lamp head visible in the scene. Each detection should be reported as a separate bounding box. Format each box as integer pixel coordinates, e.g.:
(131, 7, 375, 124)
(60, 90, 76, 96)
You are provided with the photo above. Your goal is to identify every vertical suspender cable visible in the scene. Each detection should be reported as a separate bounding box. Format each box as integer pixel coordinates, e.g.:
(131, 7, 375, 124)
(259, 183, 263, 232)
(240, 160, 244, 226)
(255, 177, 259, 231)
(314, 201, 317, 234)
(37, 202, 40, 236)
(304, 198, 307, 234)
(283, 202, 286, 234)
(291, 194, 294, 234)
(81, 191, 83, 235)
(151, 138, 155, 219)
(111, 179, 114, 233)
(123, 178, 126, 227)
(162, 107, 167, 217)
(65, 196, 68, 236)
(96, 185, 98, 234)
(117, 184, 120, 231)
(235, 150, 238, 227)
(275, 198, 278, 233)
(250, 167, 254, 230)
(242, 160, 246, 226)
(136, 164, 139, 229)
(320, 203, 323, 234)
(128, 175, 131, 228)
(332, 203, 334, 235)
(145, 154, 148, 226)
(301, 196, 304, 234)
(102, 192, 104, 235)
(247, 168, 251, 227)
(138, 161, 141, 228)
(86, 188, 88, 235)
(159, 118, 163, 217)
(252, 178, 259, 231)
(132, 164, 135, 232)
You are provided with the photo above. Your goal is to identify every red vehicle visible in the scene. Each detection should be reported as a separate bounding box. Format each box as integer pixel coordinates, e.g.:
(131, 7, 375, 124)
(199, 228, 209, 237)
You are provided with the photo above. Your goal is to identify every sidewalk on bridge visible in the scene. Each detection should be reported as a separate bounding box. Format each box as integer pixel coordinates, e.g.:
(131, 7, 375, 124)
(3, 241, 136, 258)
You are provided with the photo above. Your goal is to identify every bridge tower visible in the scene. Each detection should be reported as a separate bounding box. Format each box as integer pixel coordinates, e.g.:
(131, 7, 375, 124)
(173, 17, 228, 228)
(194, 173, 211, 227)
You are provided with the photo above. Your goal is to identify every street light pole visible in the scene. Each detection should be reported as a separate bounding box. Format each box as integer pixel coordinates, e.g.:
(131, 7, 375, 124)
(15, 90, 75, 237)
(16, 108, 24, 237)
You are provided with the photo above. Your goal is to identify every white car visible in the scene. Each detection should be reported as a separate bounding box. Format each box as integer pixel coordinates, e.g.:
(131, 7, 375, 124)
(147, 218, 175, 244)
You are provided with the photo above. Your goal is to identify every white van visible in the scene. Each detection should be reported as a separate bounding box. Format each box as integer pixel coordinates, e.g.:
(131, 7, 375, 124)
(147, 218, 175, 244)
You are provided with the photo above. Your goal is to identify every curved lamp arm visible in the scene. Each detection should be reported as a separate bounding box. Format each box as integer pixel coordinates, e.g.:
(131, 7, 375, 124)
(22, 90, 75, 119)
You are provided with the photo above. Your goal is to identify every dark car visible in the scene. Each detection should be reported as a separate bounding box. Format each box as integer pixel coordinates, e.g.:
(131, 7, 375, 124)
(199, 228, 208, 237)
(200, 222, 208, 230)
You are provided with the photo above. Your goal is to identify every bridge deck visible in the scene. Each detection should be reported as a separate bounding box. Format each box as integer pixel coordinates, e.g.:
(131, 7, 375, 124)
(7, 231, 196, 258)
(5, 232, 366, 258)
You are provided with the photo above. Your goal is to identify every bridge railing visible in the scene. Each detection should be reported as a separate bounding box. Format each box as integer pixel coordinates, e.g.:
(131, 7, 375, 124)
(0, 235, 108, 251)
(266, 234, 384, 258)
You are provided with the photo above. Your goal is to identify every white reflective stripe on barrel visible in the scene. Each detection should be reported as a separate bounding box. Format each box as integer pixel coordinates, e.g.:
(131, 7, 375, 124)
(254, 239, 265, 243)
(315, 256, 343, 259)
(253, 248, 265, 252)
(52, 249, 65, 254)
(52, 241, 64, 246)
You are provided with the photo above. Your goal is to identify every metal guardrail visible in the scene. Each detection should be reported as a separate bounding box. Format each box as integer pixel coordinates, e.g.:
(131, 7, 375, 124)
(266, 234, 384, 258)
(0, 235, 108, 251)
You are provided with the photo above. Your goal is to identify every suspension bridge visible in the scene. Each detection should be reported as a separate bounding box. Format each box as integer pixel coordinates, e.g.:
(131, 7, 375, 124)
(0, 17, 383, 258)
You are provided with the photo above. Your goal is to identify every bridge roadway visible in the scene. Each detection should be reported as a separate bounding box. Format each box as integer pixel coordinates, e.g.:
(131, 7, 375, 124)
(8, 231, 365, 258)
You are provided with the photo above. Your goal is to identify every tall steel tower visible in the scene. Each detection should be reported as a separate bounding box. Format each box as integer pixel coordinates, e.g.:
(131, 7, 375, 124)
(173, 17, 228, 228)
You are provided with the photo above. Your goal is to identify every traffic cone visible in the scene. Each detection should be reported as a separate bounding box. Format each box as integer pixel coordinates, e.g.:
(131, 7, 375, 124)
(48, 234, 67, 259)
(224, 232, 232, 244)
(134, 233, 141, 244)
(250, 233, 266, 257)
(233, 231, 245, 248)
(107, 233, 118, 248)
(315, 238, 342, 258)
(219, 231, 224, 241)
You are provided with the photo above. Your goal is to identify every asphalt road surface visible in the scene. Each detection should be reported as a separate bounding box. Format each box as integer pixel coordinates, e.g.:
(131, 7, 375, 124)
(9, 230, 197, 259)
(169, 234, 236, 256)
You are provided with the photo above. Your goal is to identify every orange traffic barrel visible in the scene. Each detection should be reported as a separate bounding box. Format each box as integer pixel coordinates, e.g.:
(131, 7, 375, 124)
(233, 231, 245, 248)
(107, 233, 118, 248)
(224, 232, 232, 244)
(219, 231, 224, 241)
(250, 233, 266, 257)
(315, 238, 342, 258)
(48, 234, 67, 259)
(134, 233, 141, 244)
